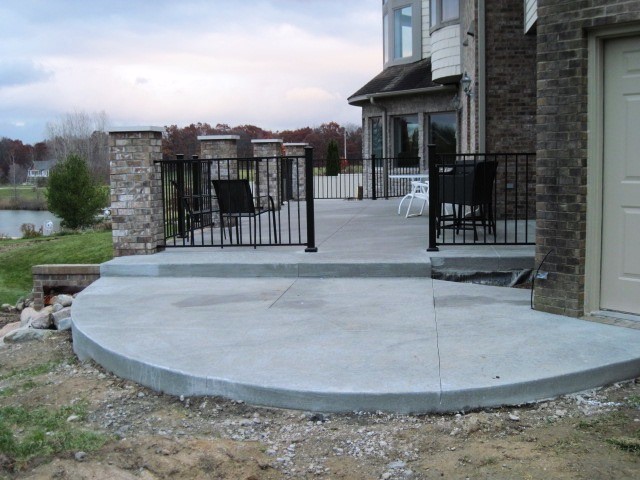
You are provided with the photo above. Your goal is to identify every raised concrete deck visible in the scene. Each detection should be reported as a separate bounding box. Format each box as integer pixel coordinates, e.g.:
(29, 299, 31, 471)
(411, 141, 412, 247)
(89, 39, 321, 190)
(72, 200, 640, 413)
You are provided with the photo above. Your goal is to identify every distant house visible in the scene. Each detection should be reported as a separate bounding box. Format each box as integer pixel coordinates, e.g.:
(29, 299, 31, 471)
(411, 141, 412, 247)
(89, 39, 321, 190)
(27, 159, 56, 183)
(350, 0, 640, 319)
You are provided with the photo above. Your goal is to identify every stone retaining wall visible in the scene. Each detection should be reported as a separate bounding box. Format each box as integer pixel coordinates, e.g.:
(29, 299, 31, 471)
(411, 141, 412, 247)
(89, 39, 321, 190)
(32, 264, 100, 309)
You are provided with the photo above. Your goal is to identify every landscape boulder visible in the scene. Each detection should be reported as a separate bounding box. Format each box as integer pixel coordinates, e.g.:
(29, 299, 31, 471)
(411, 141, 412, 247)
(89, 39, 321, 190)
(0, 321, 21, 341)
(29, 307, 54, 329)
(51, 294, 74, 308)
(3, 327, 53, 344)
(52, 307, 72, 331)
(20, 307, 38, 326)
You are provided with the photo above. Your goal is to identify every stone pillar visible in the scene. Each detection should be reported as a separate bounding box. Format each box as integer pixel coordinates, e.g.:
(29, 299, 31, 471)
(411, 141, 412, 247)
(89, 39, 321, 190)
(283, 143, 308, 200)
(252, 139, 283, 207)
(109, 127, 164, 257)
(198, 135, 240, 224)
(198, 135, 240, 180)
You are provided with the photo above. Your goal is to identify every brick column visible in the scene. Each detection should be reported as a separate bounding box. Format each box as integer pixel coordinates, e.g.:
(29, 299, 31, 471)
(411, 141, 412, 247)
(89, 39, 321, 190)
(252, 139, 283, 207)
(109, 127, 164, 257)
(199, 135, 240, 180)
(198, 135, 240, 225)
(283, 143, 308, 200)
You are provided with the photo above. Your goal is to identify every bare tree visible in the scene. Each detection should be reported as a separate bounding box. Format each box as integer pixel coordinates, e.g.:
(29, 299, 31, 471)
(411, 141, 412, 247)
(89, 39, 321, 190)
(46, 111, 110, 183)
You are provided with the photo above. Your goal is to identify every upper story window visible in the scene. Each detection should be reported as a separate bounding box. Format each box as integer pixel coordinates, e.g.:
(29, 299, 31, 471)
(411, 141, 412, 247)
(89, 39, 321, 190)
(382, 0, 422, 67)
(394, 6, 413, 59)
(430, 0, 459, 29)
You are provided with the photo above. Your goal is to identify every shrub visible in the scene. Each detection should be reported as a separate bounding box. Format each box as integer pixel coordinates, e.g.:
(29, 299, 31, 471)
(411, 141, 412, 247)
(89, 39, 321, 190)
(46, 154, 108, 230)
(325, 140, 340, 176)
(20, 223, 42, 239)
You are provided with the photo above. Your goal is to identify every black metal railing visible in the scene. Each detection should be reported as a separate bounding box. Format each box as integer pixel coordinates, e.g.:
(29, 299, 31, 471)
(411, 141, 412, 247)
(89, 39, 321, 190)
(312, 155, 422, 200)
(156, 148, 316, 250)
(427, 145, 535, 248)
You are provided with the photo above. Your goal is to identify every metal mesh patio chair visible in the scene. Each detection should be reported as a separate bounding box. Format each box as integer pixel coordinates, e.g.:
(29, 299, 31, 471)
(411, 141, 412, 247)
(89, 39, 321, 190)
(170, 180, 217, 244)
(437, 160, 497, 241)
(212, 179, 278, 245)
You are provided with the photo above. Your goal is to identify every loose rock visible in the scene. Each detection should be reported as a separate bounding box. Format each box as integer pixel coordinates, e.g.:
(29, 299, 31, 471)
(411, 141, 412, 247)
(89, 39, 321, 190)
(3, 327, 53, 343)
(52, 307, 72, 330)
(51, 294, 74, 307)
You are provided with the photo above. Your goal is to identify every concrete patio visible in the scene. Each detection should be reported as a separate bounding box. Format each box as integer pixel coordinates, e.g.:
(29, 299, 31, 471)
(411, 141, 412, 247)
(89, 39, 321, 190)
(72, 199, 640, 413)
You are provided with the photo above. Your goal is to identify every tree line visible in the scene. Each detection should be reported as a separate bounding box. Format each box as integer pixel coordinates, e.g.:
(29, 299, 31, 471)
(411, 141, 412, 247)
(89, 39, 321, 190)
(162, 121, 362, 160)
(0, 113, 363, 187)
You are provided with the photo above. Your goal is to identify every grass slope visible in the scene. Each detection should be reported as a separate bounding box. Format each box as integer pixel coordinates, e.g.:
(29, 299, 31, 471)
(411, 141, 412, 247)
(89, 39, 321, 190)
(0, 186, 47, 210)
(0, 231, 112, 305)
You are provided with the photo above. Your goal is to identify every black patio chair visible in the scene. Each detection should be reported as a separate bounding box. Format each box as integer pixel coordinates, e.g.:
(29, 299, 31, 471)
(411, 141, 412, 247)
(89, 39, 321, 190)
(170, 180, 217, 244)
(212, 179, 278, 245)
(437, 160, 498, 241)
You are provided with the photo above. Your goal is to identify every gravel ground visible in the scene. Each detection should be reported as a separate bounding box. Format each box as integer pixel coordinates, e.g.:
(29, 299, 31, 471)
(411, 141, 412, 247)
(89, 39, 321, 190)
(1, 314, 640, 479)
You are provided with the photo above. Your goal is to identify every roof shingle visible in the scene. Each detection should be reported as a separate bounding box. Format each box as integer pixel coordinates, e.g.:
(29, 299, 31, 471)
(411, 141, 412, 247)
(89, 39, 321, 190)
(348, 59, 440, 103)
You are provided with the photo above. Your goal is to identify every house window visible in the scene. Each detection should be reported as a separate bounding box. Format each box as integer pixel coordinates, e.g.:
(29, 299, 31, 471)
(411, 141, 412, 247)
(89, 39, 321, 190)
(429, 112, 457, 154)
(430, 0, 459, 28)
(382, 0, 421, 67)
(394, 115, 420, 167)
(394, 6, 413, 59)
(371, 117, 383, 162)
(383, 13, 389, 64)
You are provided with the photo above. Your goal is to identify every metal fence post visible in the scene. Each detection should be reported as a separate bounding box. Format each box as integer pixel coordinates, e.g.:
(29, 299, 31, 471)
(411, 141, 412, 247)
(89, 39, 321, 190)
(427, 144, 439, 252)
(175, 154, 186, 239)
(371, 154, 377, 200)
(304, 146, 318, 252)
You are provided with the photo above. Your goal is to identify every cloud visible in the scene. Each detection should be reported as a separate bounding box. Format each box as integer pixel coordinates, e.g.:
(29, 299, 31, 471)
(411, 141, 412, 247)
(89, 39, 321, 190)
(0, 0, 382, 143)
(285, 87, 340, 103)
(0, 60, 53, 88)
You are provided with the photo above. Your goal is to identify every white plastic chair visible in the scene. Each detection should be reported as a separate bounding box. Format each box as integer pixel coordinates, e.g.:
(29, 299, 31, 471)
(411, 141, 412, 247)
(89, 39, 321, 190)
(397, 181, 429, 218)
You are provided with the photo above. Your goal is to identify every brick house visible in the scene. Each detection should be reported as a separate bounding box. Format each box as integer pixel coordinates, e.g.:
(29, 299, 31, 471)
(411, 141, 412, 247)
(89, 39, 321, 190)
(533, 0, 640, 318)
(349, 0, 640, 319)
(348, 0, 536, 164)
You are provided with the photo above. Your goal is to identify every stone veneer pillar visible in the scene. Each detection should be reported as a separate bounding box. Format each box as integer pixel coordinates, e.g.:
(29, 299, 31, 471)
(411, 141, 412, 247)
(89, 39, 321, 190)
(109, 127, 164, 257)
(283, 143, 308, 200)
(252, 139, 283, 207)
(198, 135, 240, 225)
(198, 135, 240, 179)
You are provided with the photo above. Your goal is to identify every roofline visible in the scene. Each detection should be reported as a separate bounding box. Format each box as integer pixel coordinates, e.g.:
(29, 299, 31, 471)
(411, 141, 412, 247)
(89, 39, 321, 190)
(348, 85, 456, 105)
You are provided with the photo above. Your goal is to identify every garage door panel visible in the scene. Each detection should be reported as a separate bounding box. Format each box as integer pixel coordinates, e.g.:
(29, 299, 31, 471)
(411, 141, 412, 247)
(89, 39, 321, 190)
(601, 35, 640, 316)
(622, 208, 640, 279)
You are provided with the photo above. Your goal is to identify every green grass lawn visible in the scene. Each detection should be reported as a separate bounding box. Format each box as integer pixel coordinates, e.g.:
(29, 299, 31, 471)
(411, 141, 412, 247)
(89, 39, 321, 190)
(0, 186, 47, 209)
(0, 186, 46, 201)
(0, 231, 113, 305)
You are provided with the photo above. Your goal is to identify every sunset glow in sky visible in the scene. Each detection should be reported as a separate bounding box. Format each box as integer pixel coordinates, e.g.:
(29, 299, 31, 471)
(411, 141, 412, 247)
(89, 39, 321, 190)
(0, 0, 381, 143)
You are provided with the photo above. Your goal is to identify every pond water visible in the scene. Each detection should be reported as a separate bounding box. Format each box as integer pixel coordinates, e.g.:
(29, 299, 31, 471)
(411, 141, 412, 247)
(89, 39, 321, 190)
(0, 210, 61, 238)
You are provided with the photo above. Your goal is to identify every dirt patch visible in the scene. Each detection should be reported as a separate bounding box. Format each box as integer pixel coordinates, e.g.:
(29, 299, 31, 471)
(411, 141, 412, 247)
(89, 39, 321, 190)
(1, 324, 640, 479)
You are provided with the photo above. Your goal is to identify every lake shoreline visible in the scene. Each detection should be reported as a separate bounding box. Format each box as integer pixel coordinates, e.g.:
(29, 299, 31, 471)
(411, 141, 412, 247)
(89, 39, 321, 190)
(0, 210, 61, 238)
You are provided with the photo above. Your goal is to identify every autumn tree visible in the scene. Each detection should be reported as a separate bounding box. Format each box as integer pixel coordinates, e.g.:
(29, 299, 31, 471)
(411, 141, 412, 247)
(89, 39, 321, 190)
(0, 138, 35, 184)
(160, 121, 363, 161)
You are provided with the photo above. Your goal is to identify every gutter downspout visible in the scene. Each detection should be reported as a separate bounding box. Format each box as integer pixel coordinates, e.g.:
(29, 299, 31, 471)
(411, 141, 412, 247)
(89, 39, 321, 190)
(370, 96, 389, 195)
(478, 0, 486, 153)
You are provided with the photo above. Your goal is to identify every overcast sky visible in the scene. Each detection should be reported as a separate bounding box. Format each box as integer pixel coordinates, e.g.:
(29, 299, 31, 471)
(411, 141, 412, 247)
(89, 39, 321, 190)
(0, 0, 381, 144)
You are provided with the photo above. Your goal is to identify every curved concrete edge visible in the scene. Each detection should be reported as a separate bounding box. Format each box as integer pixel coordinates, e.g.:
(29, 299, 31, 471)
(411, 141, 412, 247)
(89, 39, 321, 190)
(72, 319, 640, 414)
(72, 322, 439, 413)
(439, 359, 640, 413)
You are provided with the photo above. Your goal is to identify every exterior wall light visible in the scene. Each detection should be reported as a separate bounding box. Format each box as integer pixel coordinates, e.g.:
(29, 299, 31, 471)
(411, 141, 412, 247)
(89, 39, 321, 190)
(461, 72, 473, 97)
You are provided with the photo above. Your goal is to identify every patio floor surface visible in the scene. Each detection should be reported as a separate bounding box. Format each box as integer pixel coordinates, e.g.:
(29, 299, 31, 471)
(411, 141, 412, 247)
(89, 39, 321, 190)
(72, 200, 640, 413)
